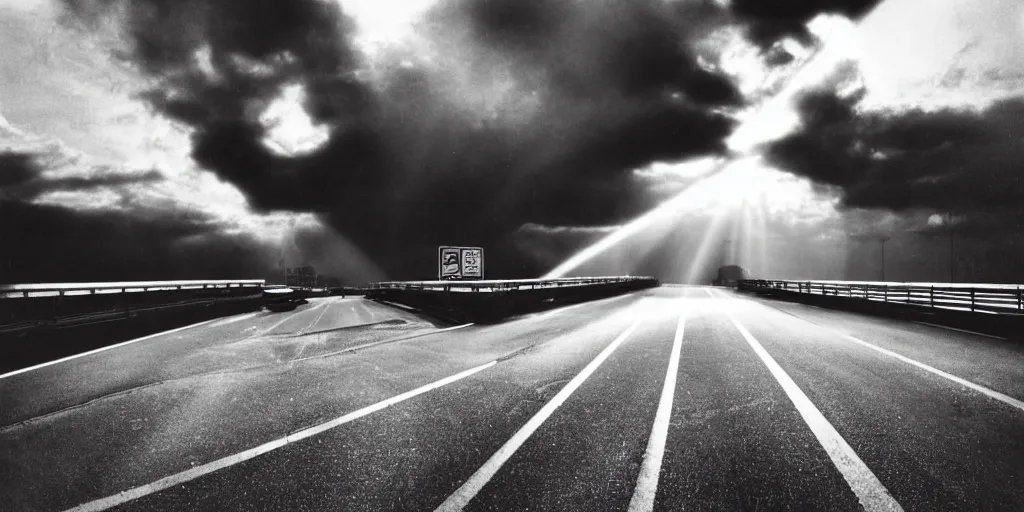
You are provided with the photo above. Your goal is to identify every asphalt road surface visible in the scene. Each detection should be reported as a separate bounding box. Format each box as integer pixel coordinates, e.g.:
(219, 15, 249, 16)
(2, 288, 1023, 511)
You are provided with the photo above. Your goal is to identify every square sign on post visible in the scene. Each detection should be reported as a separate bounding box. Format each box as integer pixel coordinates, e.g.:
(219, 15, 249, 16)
(461, 248, 483, 278)
(438, 246, 484, 280)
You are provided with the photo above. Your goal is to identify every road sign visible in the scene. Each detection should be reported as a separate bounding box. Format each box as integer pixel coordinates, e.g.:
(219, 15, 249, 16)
(461, 248, 483, 278)
(438, 246, 484, 280)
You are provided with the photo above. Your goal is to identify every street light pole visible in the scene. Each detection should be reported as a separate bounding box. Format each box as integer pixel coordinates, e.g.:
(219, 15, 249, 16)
(879, 236, 890, 282)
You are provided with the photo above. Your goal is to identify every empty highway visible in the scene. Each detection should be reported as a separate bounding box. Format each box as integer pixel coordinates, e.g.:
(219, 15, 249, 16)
(2, 287, 1023, 511)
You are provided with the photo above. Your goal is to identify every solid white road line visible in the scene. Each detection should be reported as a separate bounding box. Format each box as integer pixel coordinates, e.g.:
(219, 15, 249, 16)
(628, 305, 685, 512)
(300, 300, 333, 334)
(64, 360, 497, 512)
(258, 300, 332, 335)
(838, 333, 1024, 413)
(531, 293, 637, 321)
(381, 300, 418, 312)
(0, 318, 219, 380)
(731, 294, 1024, 414)
(531, 301, 591, 321)
(209, 311, 262, 328)
(913, 321, 1006, 341)
(434, 320, 642, 511)
(714, 293, 903, 512)
(291, 323, 475, 363)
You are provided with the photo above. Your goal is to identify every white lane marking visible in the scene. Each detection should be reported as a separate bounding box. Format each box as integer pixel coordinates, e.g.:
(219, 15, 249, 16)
(435, 320, 642, 511)
(628, 306, 685, 512)
(300, 300, 333, 335)
(531, 293, 638, 321)
(210, 311, 262, 328)
(418, 322, 474, 336)
(838, 333, 1024, 413)
(380, 300, 418, 312)
(0, 318, 219, 380)
(913, 321, 1006, 341)
(65, 361, 497, 512)
(260, 301, 328, 335)
(291, 323, 476, 363)
(729, 294, 1024, 413)
(715, 299, 903, 511)
(531, 301, 591, 321)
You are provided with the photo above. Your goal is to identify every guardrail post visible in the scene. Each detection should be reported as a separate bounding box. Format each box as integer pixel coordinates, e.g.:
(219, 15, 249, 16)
(1018, 287, 1022, 311)
(970, 289, 975, 312)
(883, 285, 887, 303)
(930, 286, 934, 307)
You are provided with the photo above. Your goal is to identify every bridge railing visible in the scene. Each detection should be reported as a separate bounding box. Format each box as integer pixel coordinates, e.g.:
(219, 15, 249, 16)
(369, 276, 657, 293)
(0, 279, 265, 332)
(0, 279, 265, 299)
(738, 279, 1024, 315)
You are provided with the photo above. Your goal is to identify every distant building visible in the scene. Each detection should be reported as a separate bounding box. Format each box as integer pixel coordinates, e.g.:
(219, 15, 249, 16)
(285, 266, 318, 289)
(712, 265, 747, 287)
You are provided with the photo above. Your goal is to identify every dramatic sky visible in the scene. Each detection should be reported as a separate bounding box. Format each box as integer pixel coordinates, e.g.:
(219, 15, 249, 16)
(1, 0, 1022, 284)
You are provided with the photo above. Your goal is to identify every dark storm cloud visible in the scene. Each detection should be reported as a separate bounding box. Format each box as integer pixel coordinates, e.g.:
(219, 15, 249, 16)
(0, 194, 279, 284)
(0, 151, 163, 201)
(765, 88, 1024, 237)
(0, 150, 279, 283)
(59, 0, 743, 279)
(729, 0, 883, 48)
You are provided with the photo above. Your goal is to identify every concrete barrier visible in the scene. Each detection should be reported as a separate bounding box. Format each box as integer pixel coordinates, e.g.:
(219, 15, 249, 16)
(0, 280, 264, 373)
(366, 277, 659, 323)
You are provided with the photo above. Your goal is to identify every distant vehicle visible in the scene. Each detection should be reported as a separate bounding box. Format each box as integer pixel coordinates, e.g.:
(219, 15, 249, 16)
(713, 265, 748, 287)
(263, 286, 300, 312)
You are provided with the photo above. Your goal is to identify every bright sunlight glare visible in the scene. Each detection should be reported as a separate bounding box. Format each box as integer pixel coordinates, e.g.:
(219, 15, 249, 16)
(546, 11, 870, 279)
(726, 14, 862, 153)
(259, 84, 331, 157)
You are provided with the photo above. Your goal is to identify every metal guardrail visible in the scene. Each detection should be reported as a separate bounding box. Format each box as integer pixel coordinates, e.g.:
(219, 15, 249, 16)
(0, 279, 267, 333)
(739, 279, 1024, 315)
(369, 276, 657, 293)
(0, 279, 265, 299)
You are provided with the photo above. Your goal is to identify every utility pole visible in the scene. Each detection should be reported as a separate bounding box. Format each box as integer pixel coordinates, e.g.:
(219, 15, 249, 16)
(879, 236, 890, 282)
(947, 212, 955, 283)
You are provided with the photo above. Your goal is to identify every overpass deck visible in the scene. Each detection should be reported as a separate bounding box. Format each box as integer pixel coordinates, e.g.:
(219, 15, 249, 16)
(2, 288, 1023, 511)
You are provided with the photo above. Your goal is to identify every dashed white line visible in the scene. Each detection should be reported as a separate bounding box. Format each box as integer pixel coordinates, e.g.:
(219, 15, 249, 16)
(912, 321, 1006, 341)
(713, 291, 903, 512)
(628, 304, 685, 512)
(0, 318, 220, 380)
(434, 320, 642, 511)
(64, 360, 497, 512)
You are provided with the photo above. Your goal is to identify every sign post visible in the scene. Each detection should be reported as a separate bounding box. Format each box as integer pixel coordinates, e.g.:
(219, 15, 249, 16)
(438, 246, 484, 280)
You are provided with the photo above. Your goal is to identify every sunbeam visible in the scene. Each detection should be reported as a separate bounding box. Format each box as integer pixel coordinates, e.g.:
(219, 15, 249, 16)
(543, 11, 870, 280)
(542, 159, 730, 278)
